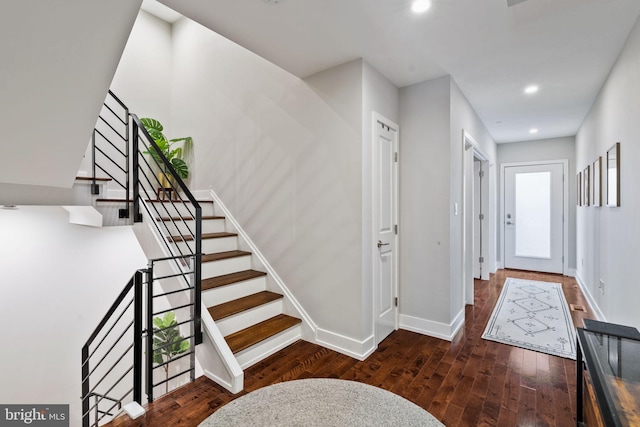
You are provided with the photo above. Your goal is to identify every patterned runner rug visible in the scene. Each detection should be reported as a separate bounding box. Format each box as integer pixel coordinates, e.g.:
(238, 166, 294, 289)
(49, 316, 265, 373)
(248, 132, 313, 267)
(482, 277, 576, 359)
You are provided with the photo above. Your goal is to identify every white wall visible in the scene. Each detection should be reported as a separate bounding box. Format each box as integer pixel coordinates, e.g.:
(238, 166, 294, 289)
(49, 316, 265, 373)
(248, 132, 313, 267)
(496, 136, 577, 270)
(0, 0, 141, 188)
(169, 18, 367, 344)
(398, 76, 452, 329)
(0, 207, 148, 427)
(450, 79, 496, 319)
(575, 15, 640, 328)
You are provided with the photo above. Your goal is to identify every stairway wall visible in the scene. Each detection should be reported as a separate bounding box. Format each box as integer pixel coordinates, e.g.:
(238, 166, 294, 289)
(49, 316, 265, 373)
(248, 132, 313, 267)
(0, 206, 148, 427)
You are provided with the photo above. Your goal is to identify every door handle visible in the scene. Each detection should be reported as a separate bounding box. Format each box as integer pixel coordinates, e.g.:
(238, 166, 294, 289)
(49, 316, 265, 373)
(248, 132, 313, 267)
(377, 240, 390, 248)
(506, 221, 515, 225)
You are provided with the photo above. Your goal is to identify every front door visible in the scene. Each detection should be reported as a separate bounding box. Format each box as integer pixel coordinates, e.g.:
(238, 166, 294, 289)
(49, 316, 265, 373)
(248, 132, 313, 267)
(374, 115, 398, 345)
(504, 163, 564, 274)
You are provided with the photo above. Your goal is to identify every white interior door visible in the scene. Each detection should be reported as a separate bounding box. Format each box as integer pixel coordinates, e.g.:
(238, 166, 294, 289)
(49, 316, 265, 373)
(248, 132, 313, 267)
(504, 163, 564, 274)
(374, 115, 398, 345)
(473, 160, 482, 279)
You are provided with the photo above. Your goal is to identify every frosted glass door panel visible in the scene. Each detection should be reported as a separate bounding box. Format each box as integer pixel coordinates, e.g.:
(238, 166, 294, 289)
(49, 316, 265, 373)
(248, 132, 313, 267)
(504, 163, 564, 274)
(515, 172, 551, 259)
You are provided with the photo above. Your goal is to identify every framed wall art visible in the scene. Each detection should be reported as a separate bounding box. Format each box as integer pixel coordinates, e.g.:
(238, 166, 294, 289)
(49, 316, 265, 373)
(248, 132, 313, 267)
(577, 172, 582, 206)
(607, 142, 620, 207)
(593, 156, 602, 207)
(583, 165, 590, 207)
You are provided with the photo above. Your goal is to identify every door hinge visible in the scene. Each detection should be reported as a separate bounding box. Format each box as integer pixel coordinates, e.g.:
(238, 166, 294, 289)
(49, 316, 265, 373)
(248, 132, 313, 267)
(395, 297, 398, 307)
(394, 152, 398, 162)
(479, 171, 485, 178)
(479, 213, 484, 220)
(394, 224, 398, 235)
(479, 256, 484, 263)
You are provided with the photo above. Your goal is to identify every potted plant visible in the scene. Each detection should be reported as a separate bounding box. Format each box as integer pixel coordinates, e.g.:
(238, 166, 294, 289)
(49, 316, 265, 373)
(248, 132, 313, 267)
(153, 311, 190, 394)
(141, 118, 193, 189)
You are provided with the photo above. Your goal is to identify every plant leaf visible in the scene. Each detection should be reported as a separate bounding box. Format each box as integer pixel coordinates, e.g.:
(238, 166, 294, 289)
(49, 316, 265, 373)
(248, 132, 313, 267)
(141, 118, 163, 133)
(171, 158, 189, 179)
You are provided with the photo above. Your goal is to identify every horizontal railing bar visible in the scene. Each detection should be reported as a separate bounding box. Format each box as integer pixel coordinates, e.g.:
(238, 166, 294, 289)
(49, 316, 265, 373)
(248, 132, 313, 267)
(84, 297, 134, 363)
(102, 102, 127, 126)
(84, 326, 134, 382)
(97, 116, 127, 141)
(95, 128, 127, 155)
(151, 270, 194, 282)
(83, 365, 133, 419)
(151, 350, 194, 370)
(153, 303, 193, 318)
(95, 387, 132, 425)
(150, 319, 193, 337)
(150, 254, 201, 263)
(152, 366, 195, 388)
(95, 164, 126, 190)
(88, 392, 120, 403)
(138, 198, 193, 263)
(83, 277, 135, 348)
(83, 343, 134, 396)
(153, 286, 195, 299)
(152, 334, 193, 354)
(95, 144, 127, 172)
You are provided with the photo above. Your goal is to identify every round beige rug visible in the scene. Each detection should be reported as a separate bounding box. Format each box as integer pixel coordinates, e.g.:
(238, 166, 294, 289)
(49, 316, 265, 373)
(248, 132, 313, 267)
(200, 378, 444, 426)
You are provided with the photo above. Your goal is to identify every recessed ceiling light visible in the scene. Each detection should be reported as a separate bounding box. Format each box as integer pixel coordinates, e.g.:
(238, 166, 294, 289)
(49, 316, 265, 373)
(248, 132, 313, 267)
(529, 128, 539, 134)
(412, 0, 432, 13)
(524, 85, 539, 94)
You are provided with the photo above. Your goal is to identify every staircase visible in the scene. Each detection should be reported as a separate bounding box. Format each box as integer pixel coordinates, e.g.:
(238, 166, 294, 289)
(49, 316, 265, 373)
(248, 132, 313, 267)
(149, 199, 302, 370)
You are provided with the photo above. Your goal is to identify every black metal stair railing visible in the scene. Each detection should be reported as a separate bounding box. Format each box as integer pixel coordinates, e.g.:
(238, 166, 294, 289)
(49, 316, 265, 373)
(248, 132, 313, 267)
(92, 90, 130, 218)
(81, 254, 200, 426)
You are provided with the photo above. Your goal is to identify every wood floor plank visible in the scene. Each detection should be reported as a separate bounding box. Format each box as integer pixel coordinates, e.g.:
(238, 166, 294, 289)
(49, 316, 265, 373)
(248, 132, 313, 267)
(105, 269, 595, 427)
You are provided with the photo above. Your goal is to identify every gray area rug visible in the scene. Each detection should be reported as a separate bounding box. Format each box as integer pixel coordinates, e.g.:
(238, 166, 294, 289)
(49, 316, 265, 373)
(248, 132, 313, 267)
(482, 277, 576, 359)
(200, 378, 444, 427)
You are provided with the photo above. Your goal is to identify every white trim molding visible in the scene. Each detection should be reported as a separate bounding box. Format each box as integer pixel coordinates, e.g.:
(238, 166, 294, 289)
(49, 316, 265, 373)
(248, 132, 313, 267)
(399, 309, 465, 341)
(316, 328, 376, 361)
(574, 273, 606, 322)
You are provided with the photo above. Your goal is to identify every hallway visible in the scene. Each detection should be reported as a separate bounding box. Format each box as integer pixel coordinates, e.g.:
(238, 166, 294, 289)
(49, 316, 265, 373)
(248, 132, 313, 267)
(108, 269, 593, 426)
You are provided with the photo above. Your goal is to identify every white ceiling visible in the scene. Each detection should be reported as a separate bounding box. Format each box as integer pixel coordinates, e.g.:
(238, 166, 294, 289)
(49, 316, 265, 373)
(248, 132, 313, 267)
(151, 0, 640, 143)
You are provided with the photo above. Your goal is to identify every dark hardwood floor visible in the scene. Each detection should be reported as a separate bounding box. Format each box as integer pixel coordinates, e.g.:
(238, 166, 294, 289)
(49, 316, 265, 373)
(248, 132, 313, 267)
(107, 269, 594, 427)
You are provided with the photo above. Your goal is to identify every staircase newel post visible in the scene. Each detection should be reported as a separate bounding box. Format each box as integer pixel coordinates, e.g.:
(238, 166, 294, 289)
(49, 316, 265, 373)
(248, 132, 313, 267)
(91, 130, 99, 195)
(195, 206, 202, 345)
(81, 345, 90, 427)
(145, 263, 154, 402)
(132, 119, 142, 222)
(133, 270, 143, 404)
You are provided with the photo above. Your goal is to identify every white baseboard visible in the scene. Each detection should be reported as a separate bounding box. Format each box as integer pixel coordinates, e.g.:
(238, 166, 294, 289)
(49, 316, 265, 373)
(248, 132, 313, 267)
(315, 328, 376, 361)
(574, 273, 606, 321)
(399, 309, 465, 342)
(565, 268, 576, 278)
(204, 369, 243, 395)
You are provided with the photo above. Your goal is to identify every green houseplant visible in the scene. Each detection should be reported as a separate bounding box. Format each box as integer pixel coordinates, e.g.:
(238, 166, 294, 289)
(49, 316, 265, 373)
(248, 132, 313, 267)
(153, 311, 190, 394)
(141, 118, 193, 187)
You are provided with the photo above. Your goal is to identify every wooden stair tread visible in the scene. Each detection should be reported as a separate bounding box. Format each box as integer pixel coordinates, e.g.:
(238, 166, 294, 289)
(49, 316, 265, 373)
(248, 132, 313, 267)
(202, 270, 267, 291)
(148, 199, 213, 204)
(208, 291, 282, 321)
(96, 198, 133, 203)
(76, 176, 111, 182)
(202, 250, 251, 263)
(225, 314, 301, 354)
(158, 215, 224, 221)
(169, 232, 236, 242)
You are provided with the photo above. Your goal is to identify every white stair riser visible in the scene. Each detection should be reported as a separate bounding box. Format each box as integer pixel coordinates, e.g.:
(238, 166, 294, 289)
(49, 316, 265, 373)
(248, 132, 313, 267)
(173, 236, 237, 254)
(202, 256, 251, 278)
(148, 202, 214, 218)
(217, 300, 283, 336)
(202, 276, 266, 306)
(236, 325, 302, 369)
(159, 218, 225, 235)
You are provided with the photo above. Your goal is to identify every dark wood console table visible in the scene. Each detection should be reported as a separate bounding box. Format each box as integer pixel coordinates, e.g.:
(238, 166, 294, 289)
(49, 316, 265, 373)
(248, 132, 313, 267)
(576, 320, 640, 426)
